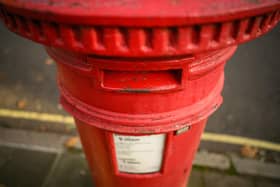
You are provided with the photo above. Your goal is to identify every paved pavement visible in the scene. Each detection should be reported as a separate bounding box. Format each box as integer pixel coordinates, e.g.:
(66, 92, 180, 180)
(0, 144, 279, 187)
(0, 127, 279, 187)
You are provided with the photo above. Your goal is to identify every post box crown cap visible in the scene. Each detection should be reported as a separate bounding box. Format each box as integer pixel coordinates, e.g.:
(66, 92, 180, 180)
(1, 0, 280, 26)
(1, 0, 280, 57)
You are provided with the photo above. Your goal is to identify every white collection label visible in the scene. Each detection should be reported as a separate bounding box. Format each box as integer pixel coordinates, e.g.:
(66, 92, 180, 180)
(113, 134, 166, 174)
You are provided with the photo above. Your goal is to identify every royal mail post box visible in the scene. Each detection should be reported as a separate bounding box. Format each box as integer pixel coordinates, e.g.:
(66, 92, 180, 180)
(0, 1, 279, 187)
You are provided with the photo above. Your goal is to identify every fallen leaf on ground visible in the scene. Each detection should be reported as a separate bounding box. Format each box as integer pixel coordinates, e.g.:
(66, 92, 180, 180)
(17, 99, 27, 109)
(64, 136, 79, 149)
(0, 73, 6, 81)
(241, 145, 258, 159)
(45, 58, 54, 65)
(40, 125, 47, 132)
(35, 74, 44, 82)
(80, 170, 86, 176)
(57, 104, 63, 110)
(35, 102, 42, 110)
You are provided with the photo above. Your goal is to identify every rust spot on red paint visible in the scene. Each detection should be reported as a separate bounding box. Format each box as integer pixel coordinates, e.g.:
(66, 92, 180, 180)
(151, 116, 166, 121)
(121, 88, 151, 93)
(170, 0, 181, 5)
(246, 0, 261, 4)
(183, 168, 188, 174)
(70, 2, 82, 7)
(48, 0, 55, 6)
(136, 129, 155, 134)
(93, 0, 140, 8)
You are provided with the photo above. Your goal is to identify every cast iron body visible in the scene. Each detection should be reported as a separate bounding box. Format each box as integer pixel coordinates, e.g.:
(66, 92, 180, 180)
(0, 1, 279, 187)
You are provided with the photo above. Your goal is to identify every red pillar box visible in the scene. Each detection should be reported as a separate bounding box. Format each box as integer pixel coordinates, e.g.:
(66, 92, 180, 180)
(1, 1, 280, 187)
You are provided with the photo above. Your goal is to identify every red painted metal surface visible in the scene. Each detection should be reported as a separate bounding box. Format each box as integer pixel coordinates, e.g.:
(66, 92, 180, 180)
(0, 1, 280, 187)
(47, 46, 236, 134)
(76, 119, 207, 187)
(1, 0, 280, 26)
(44, 46, 235, 187)
(0, 1, 280, 57)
